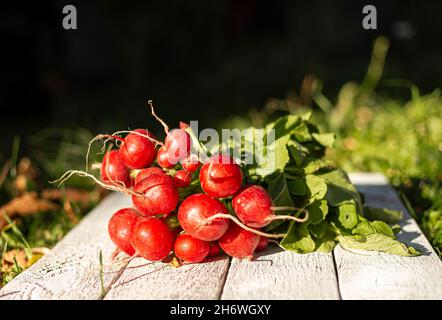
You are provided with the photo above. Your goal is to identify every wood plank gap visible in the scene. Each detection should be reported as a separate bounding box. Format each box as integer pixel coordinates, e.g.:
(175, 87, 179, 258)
(331, 250, 343, 300)
(216, 258, 232, 299)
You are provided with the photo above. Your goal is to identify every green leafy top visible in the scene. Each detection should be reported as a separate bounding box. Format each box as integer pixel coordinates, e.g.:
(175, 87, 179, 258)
(230, 113, 419, 256)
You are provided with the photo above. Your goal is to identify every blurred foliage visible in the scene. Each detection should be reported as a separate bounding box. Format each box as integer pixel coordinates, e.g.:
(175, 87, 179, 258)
(1, 128, 104, 286)
(418, 182, 442, 257)
(316, 37, 441, 185)
(221, 36, 442, 257)
(28, 128, 102, 189)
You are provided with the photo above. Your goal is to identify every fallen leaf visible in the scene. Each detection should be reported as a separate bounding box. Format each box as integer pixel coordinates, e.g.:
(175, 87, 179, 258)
(2, 249, 27, 267)
(0, 192, 58, 228)
(1, 247, 50, 274)
(17, 157, 39, 179)
(13, 174, 28, 193)
(41, 188, 100, 207)
(63, 200, 79, 224)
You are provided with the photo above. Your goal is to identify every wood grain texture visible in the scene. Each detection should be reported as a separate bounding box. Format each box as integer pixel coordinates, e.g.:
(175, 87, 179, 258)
(104, 255, 230, 300)
(221, 246, 340, 300)
(334, 173, 442, 299)
(0, 193, 132, 300)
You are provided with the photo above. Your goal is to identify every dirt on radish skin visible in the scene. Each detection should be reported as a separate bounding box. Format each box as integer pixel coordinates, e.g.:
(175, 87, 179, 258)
(119, 129, 157, 169)
(108, 208, 140, 256)
(130, 217, 173, 261)
(199, 154, 243, 198)
(174, 234, 210, 263)
(219, 223, 260, 259)
(132, 173, 179, 216)
(178, 193, 230, 241)
(101, 150, 132, 187)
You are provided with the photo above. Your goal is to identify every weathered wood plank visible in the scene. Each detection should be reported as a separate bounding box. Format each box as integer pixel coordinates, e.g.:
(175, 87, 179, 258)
(104, 255, 230, 300)
(335, 172, 442, 299)
(0, 193, 132, 300)
(221, 247, 340, 299)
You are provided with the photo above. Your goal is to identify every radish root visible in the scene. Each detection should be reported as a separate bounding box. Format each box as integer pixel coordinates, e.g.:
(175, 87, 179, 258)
(110, 253, 140, 266)
(90, 162, 102, 170)
(148, 100, 169, 134)
(85, 134, 115, 172)
(110, 130, 163, 147)
(110, 248, 122, 261)
(206, 213, 286, 238)
(269, 206, 309, 223)
(50, 170, 142, 197)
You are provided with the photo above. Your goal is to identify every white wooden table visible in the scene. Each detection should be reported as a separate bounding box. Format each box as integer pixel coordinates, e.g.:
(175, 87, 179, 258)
(1, 173, 441, 300)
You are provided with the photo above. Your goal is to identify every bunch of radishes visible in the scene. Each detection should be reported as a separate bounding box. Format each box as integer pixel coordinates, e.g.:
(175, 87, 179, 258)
(56, 104, 419, 259)
(59, 105, 307, 265)
(56, 105, 308, 263)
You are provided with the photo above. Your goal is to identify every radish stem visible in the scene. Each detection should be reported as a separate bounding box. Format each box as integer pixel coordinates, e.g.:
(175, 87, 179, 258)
(148, 100, 169, 134)
(270, 206, 309, 222)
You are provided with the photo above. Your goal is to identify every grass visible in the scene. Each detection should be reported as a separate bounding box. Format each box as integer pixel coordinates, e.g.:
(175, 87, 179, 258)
(0, 128, 104, 286)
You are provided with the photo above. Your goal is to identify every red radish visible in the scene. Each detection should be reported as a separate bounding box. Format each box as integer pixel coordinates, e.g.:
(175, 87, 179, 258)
(256, 236, 269, 252)
(173, 170, 192, 188)
(181, 154, 200, 172)
(108, 208, 139, 256)
(148, 101, 190, 164)
(130, 217, 173, 261)
(232, 185, 309, 228)
(157, 146, 175, 168)
(174, 234, 210, 263)
(199, 154, 243, 198)
(119, 129, 157, 169)
(232, 185, 273, 228)
(135, 167, 166, 184)
(178, 193, 230, 241)
(101, 150, 132, 187)
(165, 128, 191, 163)
(132, 173, 179, 216)
(218, 223, 260, 259)
(207, 242, 221, 257)
(179, 121, 189, 129)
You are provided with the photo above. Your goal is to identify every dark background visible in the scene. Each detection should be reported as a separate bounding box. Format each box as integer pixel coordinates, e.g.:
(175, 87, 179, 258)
(1, 0, 441, 157)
